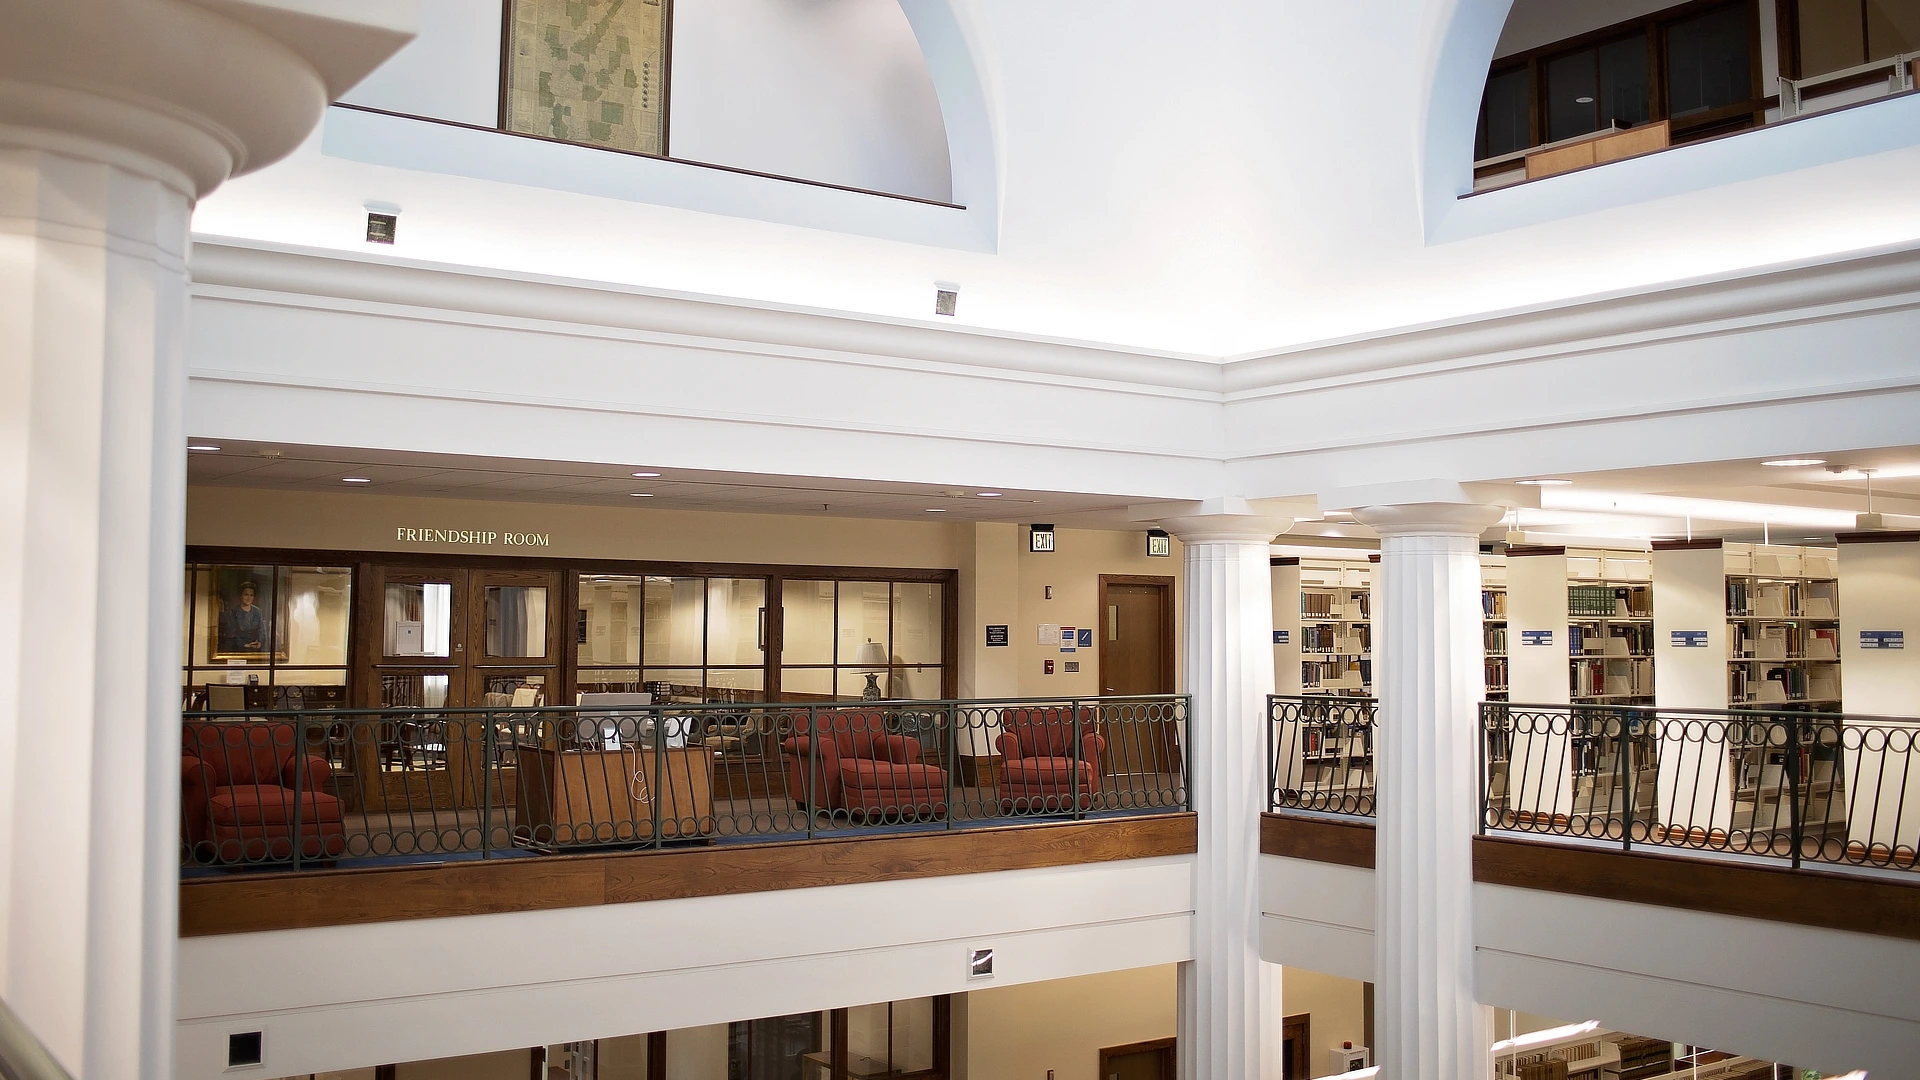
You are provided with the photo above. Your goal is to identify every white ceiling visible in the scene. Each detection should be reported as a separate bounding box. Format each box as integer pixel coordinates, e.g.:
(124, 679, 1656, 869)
(188, 440, 1920, 548)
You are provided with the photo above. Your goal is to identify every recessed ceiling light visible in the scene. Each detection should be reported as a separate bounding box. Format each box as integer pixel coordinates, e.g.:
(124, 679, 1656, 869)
(1516, 478, 1573, 486)
(925, 508, 948, 513)
(341, 477, 372, 484)
(187, 444, 220, 452)
(1761, 458, 1826, 467)
(1575, 96, 1595, 103)
(975, 492, 1003, 498)
(630, 471, 661, 478)
(629, 492, 655, 498)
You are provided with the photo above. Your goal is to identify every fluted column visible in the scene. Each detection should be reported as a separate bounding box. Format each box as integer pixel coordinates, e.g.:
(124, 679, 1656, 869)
(1160, 504, 1294, 1080)
(1354, 502, 1504, 1080)
(0, 4, 411, 1074)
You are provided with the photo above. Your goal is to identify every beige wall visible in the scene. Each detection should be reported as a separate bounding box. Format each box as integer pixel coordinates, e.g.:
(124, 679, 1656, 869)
(1280, 967, 1367, 1078)
(393, 1049, 529, 1080)
(961, 965, 1177, 1080)
(187, 488, 1184, 702)
(1014, 527, 1184, 698)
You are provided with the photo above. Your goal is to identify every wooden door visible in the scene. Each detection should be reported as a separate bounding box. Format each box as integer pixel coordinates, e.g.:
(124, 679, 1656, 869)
(1281, 1014, 1310, 1080)
(464, 568, 562, 808)
(1099, 1038, 1175, 1080)
(359, 565, 471, 811)
(1098, 576, 1178, 776)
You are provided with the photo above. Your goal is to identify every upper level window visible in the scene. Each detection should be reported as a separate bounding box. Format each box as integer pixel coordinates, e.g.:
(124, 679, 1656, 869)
(504, 0, 669, 155)
(1473, 0, 1919, 191)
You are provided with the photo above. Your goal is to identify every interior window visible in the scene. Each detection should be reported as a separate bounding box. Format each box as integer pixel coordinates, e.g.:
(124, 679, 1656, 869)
(1666, 3, 1754, 117)
(1477, 66, 1531, 158)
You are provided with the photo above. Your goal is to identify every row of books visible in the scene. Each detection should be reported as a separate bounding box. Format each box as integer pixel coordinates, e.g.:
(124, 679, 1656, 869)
(1726, 579, 1838, 619)
(1302, 658, 1370, 689)
(1571, 657, 1654, 698)
(1484, 625, 1507, 653)
(1482, 589, 1507, 618)
(1729, 624, 1838, 661)
(1571, 622, 1653, 656)
(1485, 656, 1509, 691)
(1728, 665, 1839, 703)
(1301, 624, 1369, 653)
(1568, 585, 1653, 618)
(1302, 591, 1369, 619)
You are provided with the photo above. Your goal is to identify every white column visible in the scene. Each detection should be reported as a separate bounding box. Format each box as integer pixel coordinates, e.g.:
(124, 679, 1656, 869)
(1161, 506, 1294, 1080)
(0, 4, 411, 1074)
(1354, 502, 1503, 1080)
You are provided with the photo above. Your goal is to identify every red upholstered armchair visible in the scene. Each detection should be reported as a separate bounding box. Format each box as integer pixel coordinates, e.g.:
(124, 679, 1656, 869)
(782, 709, 947, 820)
(182, 721, 346, 862)
(996, 707, 1105, 813)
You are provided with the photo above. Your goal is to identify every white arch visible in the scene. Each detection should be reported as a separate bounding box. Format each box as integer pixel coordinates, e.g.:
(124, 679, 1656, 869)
(899, 0, 1002, 252)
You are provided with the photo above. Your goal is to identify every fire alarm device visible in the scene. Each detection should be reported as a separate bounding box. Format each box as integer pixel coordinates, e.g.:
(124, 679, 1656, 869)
(1044, 659, 1055, 675)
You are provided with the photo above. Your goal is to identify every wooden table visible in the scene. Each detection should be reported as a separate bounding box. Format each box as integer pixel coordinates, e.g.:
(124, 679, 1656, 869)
(515, 744, 715, 847)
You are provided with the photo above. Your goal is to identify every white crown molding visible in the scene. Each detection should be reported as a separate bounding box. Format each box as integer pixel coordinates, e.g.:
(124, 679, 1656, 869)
(190, 238, 1224, 398)
(1221, 240, 1920, 398)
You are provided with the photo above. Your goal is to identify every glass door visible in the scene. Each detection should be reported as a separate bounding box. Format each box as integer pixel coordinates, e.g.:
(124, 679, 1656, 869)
(466, 569, 562, 809)
(364, 567, 469, 812)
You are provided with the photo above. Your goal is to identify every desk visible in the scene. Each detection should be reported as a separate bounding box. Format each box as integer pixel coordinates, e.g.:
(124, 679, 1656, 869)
(515, 744, 715, 846)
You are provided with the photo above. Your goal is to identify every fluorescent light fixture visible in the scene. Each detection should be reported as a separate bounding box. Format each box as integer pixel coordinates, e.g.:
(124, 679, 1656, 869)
(976, 492, 1003, 498)
(1490, 1020, 1600, 1055)
(1539, 488, 1857, 529)
(341, 477, 372, 484)
(1516, 478, 1573, 486)
(187, 444, 220, 452)
(629, 492, 655, 498)
(630, 471, 661, 477)
(1761, 458, 1826, 467)
(925, 508, 947, 513)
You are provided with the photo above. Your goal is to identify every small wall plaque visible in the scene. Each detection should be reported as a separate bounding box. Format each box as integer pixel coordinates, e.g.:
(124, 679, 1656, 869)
(1671, 630, 1710, 648)
(1273, 630, 1290, 644)
(968, 948, 994, 979)
(986, 625, 1009, 647)
(1520, 630, 1554, 647)
(1862, 630, 1905, 649)
(1059, 627, 1077, 653)
(1076, 627, 1093, 649)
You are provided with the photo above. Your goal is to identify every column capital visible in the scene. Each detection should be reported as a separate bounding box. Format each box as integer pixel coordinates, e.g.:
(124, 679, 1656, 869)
(0, 0, 414, 195)
(1355, 502, 1505, 539)
(1140, 496, 1306, 545)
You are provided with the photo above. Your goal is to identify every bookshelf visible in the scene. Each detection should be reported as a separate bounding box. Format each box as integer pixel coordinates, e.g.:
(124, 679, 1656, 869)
(1482, 553, 1508, 701)
(1298, 557, 1374, 698)
(1723, 543, 1841, 709)
(1271, 556, 1303, 695)
(1567, 550, 1655, 706)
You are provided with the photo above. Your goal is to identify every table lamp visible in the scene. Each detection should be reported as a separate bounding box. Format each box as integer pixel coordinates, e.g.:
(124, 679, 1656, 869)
(853, 641, 889, 700)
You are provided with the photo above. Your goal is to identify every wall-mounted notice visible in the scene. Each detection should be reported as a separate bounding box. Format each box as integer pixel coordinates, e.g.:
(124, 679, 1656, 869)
(985, 625, 1009, 647)
(1037, 624, 1060, 646)
(1520, 630, 1554, 647)
(1059, 627, 1078, 653)
(1862, 630, 1905, 650)
(1272, 630, 1290, 644)
(1076, 627, 1093, 649)
(1670, 630, 1710, 648)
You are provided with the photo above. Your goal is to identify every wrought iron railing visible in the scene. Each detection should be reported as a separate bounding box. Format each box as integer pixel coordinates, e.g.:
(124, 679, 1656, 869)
(1268, 695, 1377, 818)
(180, 695, 1189, 872)
(1482, 701, 1919, 872)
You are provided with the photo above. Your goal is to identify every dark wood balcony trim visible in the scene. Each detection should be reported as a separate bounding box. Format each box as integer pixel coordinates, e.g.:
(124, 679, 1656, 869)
(1473, 834, 1920, 942)
(1259, 813, 1376, 869)
(180, 812, 1198, 936)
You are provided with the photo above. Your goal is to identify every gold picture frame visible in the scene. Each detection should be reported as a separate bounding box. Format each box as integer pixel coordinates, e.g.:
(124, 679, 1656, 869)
(504, 0, 671, 156)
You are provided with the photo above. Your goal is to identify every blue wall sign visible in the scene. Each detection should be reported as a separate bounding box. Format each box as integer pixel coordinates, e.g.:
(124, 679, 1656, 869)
(1273, 629, 1290, 644)
(1520, 629, 1554, 647)
(985, 625, 1009, 647)
(1077, 627, 1093, 649)
(1671, 630, 1710, 648)
(1862, 630, 1905, 650)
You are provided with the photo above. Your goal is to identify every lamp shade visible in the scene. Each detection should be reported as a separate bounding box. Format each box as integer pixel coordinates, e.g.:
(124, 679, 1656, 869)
(852, 641, 889, 671)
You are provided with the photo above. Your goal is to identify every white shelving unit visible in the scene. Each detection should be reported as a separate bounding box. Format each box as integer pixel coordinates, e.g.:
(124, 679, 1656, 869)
(1298, 557, 1375, 699)
(1482, 553, 1508, 701)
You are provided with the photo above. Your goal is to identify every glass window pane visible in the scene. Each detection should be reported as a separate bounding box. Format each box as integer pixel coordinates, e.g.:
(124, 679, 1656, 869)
(206, 565, 278, 661)
(901, 666, 944, 701)
(579, 669, 643, 696)
(579, 575, 644, 666)
(644, 576, 705, 666)
(729, 1013, 822, 1080)
(280, 566, 351, 667)
(1667, 2, 1753, 117)
(891, 583, 942, 665)
(599, 1033, 653, 1080)
(1801, 0, 1867, 75)
(780, 667, 833, 702)
(837, 668, 886, 701)
(1477, 66, 1532, 158)
(644, 668, 706, 704)
(485, 585, 548, 658)
(706, 668, 765, 702)
(182, 566, 197, 667)
(837, 581, 891, 663)
(1596, 36, 1650, 127)
(1545, 48, 1600, 141)
(846, 1001, 932, 1075)
(479, 672, 547, 705)
(384, 582, 452, 657)
(380, 671, 450, 709)
(1868, 0, 1920, 58)
(668, 1024, 730, 1080)
(707, 578, 767, 666)
(781, 580, 835, 665)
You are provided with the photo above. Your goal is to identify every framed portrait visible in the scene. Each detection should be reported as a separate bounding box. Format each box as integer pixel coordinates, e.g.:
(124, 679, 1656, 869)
(208, 566, 288, 662)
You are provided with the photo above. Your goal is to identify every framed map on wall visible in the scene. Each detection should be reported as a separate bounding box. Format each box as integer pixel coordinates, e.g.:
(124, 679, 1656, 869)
(504, 0, 671, 155)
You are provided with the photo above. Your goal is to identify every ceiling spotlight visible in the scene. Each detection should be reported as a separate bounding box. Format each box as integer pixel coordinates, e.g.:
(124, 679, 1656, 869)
(925, 508, 948, 513)
(341, 477, 372, 484)
(975, 492, 1003, 498)
(630, 471, 661, 478)
(1574, 96, 1595, 103)
(629, 492, 655, 498)
(1761, 458, 1826, 467)
(1515, 478, 1573, 486)
(187, 444, 220, 452)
